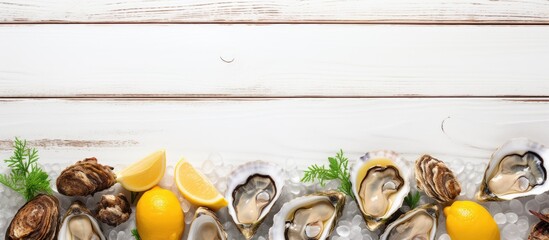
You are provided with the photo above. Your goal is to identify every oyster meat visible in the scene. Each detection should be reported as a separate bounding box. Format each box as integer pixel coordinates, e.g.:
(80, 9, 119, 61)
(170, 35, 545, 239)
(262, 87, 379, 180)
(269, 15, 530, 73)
(56, 157, 117, 196)
(269, 191, 345, 240)
(188, 207, 227, 240)
(6, 194, 60, 240)
(226, 161, 285, 239)
(59, 201, 106, 240)
(478, 138, 549, 201)
(415, 155, 461, 203)
(96, 193, 132, 227)
(529, 210, 549, 240)
(380, 204, 439, 240)
(350, 150, 411, 231)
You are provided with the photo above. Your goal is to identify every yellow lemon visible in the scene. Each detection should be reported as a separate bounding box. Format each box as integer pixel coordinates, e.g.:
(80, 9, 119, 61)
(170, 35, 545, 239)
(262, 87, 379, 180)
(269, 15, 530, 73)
(175, 158, 228, 211)
(444, 201, 500, 240)
(118, 150, 166, 192)
(136, 186, 184, 240)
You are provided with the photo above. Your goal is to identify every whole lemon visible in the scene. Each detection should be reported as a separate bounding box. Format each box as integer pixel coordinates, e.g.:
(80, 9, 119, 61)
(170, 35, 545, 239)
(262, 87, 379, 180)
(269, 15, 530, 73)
(136, 186, 184, 240)
(444, 201, 500, 240)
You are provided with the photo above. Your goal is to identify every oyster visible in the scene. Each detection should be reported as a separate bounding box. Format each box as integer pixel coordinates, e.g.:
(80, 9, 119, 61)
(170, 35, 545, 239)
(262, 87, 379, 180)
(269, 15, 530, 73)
(96, 193, 132, 227)
(188, 207, 227, 240)
(269, 191, 345, 240)
(6, 194, 60, 240)
(350, 150, 411, 231)
(226, 161, 285, 239)
(56, 157, 117, 196)
(415, 155, 461, 203)
(59, 201, 106, 240)
(379, 204, 439, 240)
(529, 210, 549, 240)
(478, 138, 549, 201)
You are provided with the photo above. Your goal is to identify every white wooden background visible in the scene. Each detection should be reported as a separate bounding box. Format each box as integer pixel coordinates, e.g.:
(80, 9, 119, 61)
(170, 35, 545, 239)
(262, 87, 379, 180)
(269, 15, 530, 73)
(1, 1, 549, 169)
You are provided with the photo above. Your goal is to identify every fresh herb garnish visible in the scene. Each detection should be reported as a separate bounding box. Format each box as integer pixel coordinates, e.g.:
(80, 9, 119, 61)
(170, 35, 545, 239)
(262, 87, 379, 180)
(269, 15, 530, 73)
(0, 138, 52, 201)
(404, 191, 421, 209)
(301, 149, 355, 200)
(131, 228, 141, 240)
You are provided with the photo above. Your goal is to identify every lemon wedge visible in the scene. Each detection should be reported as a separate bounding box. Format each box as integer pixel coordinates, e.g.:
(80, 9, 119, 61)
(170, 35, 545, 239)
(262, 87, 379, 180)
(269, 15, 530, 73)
(117, 149, 166, 192)
(175, 158, 228, 211)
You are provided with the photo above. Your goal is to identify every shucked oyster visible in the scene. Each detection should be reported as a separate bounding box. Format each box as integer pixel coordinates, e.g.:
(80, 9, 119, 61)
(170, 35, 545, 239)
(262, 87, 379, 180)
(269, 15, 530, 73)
(350, 150, 411, 231)
(226, 161, 285, 239)
(379, 204, 439, 240)
(96, 193, 132, 227)
(6, 194, 60, 240)
(56, 157, 117, 196)
(59, 201, 106, 240)
(188, 207, 227, 240)
(269, 191, 345, 240)
(478, 138, 549, 201)
(415, 155, 461, 203)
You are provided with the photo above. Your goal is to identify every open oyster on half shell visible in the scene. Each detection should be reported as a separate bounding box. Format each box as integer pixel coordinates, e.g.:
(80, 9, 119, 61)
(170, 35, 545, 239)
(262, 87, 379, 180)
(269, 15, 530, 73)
(478, 138, 549, 201)
(56, 157, 117, 196)
(6, 194, 60, 240)
(269, 191, 345, 240)
(59, 201, 106, 240)
(350, 150, 411, 231)
(226, 161, 285, 239)
(415, 155, 461, 203)
(188, 207, 227, 240)
(379, 204, 439, 240)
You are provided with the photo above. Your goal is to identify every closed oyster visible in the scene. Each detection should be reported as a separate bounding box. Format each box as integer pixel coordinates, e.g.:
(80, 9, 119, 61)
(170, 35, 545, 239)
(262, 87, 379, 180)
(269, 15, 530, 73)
(529, 210, 549, 240)
(380, 204, 439, 240)
(415, 155, 461, 203)
(188, 207, 227, 240)
(56, 157, 117, 196)
(6, 194, 60, 240)
(269, 191, 345, 240)
(478, 138, 549, 201)
(350, 150, 411, 231)
(96, 193, 132, 227)
(59, 201, 106, 240)
(226, 161, 285, 239)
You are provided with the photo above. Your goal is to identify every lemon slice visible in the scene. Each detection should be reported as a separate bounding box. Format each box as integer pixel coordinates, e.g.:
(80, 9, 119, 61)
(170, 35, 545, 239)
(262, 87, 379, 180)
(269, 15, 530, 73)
(175, 158, 228, 211)
(117, 149, 166, 192)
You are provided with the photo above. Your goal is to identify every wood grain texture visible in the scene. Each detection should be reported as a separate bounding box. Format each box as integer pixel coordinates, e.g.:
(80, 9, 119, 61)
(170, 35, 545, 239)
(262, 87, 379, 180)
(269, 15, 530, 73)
(1, 0, 549, 23)
(1, 24, 549, 98)
(1, 98, 549, 169)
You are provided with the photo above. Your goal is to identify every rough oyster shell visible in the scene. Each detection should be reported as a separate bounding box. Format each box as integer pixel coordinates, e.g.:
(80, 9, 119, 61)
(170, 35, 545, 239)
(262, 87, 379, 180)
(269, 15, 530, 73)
(380, 204, 439, 240)
(6, 194, 60, 240)
(415, 155, 461, 203)
(59, 201, 106, 240)
(226, 161, 285, 239)
(350, 150, 411, 231)
(96, 193, 132, 227)
(269, 191, 345, 240)
(529, 210, 549, 240)
(188, 207, 227, 240)
(56, 157, 117, 196)
(478, 138, 549, 201)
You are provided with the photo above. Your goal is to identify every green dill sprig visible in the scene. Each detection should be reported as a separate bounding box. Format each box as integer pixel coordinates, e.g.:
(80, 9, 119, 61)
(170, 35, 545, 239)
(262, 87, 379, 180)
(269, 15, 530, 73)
(404, 190, 421, 209)
(0, 138, 52, 201)
(131, 228, 141, 240)
(301, 149, 355, 200)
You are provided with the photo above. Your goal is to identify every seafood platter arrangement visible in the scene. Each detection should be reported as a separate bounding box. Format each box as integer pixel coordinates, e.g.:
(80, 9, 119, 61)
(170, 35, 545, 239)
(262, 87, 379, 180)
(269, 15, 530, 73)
(0, 137, 549, 240)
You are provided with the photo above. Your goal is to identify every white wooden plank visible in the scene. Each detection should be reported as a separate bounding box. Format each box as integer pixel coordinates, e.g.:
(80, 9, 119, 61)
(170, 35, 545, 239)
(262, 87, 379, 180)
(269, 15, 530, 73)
(1, 0, 548, 23)
(1, 25, 549, 97)
(1, 98, 549, 170)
